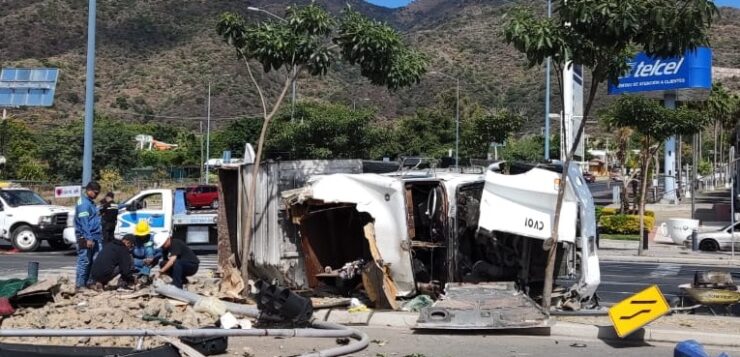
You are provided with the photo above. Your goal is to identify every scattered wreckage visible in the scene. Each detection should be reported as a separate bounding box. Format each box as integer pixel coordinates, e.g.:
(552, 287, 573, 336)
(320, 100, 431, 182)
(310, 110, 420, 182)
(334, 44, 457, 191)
(218, 159, 601, 329)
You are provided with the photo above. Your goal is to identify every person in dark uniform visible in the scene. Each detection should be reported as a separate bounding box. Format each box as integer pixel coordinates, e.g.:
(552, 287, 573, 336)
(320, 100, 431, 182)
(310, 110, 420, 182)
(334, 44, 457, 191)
(153, 233, 199, 288)
(99, 192, 118, 243)
(90, 235, 136, 290)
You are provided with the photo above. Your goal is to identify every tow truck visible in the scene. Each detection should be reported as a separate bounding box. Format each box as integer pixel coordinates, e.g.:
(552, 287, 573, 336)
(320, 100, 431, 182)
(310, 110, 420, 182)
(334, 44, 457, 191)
(64, 188, 217, 245)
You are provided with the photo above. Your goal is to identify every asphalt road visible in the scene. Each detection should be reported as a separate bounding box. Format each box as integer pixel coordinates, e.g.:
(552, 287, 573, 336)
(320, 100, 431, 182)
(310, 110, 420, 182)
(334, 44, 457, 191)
(598, 261, 740, 314)
(0, 240, 218, 279)
(229, 326, 736, 357)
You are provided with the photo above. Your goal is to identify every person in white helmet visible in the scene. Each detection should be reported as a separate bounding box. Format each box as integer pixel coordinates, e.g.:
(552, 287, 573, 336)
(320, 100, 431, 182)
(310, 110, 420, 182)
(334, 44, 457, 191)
(153, 233, 199, 288)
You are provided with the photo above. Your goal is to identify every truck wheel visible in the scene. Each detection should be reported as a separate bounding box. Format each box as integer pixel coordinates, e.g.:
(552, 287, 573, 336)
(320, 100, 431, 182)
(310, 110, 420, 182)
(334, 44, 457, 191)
(48, 239, 72, 251)
(11, 225, 40, 252)
(211, 199, 220, 209)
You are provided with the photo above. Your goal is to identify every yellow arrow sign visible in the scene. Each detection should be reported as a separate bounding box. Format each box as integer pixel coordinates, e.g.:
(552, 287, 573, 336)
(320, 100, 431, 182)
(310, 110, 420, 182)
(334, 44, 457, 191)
(608, 285, 670, 338)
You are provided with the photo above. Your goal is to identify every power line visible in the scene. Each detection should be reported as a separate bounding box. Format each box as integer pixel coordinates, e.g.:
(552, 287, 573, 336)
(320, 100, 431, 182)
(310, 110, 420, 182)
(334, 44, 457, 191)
(106, 110, 263, 121)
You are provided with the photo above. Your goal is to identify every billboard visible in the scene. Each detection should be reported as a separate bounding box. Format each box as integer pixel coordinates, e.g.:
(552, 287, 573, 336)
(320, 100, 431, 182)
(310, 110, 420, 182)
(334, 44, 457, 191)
(608, 47, 712, 95)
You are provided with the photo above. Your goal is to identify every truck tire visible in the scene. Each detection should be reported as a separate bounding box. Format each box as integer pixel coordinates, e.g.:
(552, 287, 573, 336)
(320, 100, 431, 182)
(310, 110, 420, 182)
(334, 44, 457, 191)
(48, 239, 72, 251)
(11, 225, 40, 252)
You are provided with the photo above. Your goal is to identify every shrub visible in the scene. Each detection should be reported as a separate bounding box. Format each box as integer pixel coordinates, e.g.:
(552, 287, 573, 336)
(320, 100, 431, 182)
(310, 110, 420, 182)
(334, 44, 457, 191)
(599, 214, 655, 234)
(600, 207, 654, 218)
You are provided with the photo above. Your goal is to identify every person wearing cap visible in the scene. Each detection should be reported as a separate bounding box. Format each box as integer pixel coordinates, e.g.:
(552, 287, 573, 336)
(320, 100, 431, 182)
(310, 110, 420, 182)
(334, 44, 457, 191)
(75, 181, 103, 289)
(131, 220, 162, 280)
(99, 192, 118, 243)
(89, 235, 136, 290)
(153, 233, 199, 289)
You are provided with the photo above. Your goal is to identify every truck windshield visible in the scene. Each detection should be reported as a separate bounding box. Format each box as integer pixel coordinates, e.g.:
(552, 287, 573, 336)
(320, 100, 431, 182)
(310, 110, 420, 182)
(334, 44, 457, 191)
(0, 190, 48, 207)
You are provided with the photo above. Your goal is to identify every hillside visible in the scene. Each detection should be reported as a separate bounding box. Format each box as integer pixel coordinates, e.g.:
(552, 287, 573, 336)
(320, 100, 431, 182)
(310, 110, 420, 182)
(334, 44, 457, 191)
(1, 0, 739, 133)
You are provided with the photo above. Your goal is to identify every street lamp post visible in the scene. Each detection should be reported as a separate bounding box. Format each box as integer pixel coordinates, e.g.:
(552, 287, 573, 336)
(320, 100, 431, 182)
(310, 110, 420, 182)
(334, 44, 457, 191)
(247, 6, 296, 122)
(82, 0, 97, 185)
(430, 71, 461, 170)
(544, 0, 553, 161)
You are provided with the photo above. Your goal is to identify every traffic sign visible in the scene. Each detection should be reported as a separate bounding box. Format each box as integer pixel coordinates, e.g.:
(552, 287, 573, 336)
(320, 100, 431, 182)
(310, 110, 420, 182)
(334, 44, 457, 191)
(55, 185, 82, 199)
(0, 68, 59, 107)
(608, 285, 670, 338)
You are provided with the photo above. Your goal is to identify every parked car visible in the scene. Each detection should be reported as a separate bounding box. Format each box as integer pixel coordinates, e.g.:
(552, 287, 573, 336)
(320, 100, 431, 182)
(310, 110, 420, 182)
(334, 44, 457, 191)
(582, 171, 596, 183)
(185, 185, 219, 209)
(690, 222, 740, 252)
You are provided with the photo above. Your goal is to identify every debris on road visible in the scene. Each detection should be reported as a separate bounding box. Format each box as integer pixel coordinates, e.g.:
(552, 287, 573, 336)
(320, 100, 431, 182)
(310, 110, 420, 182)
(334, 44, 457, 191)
(0, 276, 228, 348)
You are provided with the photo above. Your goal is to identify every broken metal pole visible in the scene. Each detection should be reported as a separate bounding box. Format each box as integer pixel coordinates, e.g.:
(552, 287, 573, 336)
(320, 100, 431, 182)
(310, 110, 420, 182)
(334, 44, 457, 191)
(0, 328, 352, 338)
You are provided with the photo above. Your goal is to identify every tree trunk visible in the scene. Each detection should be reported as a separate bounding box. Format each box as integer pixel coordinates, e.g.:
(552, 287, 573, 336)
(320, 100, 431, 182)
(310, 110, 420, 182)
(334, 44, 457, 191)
(638, 140, 652, 256)
(541, 74, 598, 311)
(240, 73, 298, 284)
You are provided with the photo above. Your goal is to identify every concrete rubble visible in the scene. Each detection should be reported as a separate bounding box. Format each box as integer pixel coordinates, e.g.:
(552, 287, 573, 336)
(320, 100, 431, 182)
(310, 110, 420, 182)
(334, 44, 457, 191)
(0, 275, 245, 349)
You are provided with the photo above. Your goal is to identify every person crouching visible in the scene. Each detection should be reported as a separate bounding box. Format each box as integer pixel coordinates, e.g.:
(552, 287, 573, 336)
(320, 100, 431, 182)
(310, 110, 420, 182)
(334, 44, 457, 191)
(153, 233, 199, 289)
(89, 235, 136, 291)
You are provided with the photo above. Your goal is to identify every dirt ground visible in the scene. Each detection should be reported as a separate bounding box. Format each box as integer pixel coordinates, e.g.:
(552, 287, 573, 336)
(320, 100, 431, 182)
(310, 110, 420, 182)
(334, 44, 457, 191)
(0, 276, 230, 348)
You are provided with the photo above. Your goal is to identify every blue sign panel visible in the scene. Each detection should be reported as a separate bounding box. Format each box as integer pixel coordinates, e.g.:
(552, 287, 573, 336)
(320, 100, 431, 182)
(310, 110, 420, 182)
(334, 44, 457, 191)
(608, 47, 711, 95)
(0, 68, 59, 107)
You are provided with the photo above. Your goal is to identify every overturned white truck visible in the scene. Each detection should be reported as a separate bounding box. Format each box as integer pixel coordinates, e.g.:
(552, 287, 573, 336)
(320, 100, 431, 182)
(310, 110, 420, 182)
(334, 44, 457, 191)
(218, 160, 599, 329)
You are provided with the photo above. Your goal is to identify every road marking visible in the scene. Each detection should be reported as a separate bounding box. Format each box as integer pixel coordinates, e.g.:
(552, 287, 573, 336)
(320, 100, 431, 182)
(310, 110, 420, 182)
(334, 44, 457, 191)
(648, 264, 681, 278)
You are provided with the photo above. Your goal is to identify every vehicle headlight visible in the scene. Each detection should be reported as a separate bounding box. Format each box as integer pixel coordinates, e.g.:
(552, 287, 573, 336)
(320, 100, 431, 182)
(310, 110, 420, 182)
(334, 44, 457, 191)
(40, 216, 53, 224)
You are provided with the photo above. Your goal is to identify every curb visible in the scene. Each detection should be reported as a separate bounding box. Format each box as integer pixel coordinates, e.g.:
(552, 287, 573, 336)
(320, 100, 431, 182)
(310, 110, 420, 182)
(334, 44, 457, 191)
(319, 310, 740, 348)
(551, 322, 740, 348)
(600, 255, 740, 266)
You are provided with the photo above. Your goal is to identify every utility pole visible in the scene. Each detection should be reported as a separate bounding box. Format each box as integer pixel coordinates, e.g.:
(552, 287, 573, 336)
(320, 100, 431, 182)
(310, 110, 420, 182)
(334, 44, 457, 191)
(199, 121, 204, 184)
(455, 78, 460, 170)
(544, 0, 552, 161)
(81, 0, 97, 185)
(205, 83, 211, 184)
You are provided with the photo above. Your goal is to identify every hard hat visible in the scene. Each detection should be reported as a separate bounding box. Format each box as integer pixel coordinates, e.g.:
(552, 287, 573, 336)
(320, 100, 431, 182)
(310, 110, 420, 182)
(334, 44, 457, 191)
(152, 232, 169, 249)
(134, 220, 151, 236)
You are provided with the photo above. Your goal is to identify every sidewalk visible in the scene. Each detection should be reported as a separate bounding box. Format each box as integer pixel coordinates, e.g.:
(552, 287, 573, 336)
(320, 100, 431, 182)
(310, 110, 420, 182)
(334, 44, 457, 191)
(316, 309, 740, 348)
(598, 239, 740, 266)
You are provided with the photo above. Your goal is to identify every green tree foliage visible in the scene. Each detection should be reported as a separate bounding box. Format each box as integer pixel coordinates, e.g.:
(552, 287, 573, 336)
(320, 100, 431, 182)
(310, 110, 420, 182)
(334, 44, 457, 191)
(393, 108, 456, 159)
(503, 0, 718, 301)
(0, 120, 48, 181)
(269, 102, 384, 160)
(42, 117, 139, 181)
(603, 96, 709, 254)
(217, 3, 427, 275)
(462, 109, 524, 159)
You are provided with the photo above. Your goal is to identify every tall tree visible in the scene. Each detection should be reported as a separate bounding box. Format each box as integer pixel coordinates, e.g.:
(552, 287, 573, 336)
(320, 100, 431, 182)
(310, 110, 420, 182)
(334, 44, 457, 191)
(503, 0, 717, 310)
(604, 96, 709, 255)
(462, 109, 524, 159)
(217, 3, 427, 280)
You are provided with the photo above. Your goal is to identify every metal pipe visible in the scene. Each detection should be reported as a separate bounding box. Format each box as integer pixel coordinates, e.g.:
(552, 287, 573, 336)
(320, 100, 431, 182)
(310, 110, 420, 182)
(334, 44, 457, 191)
(154, 282, 261, 317)
(550, 309, 608, 316)
(0, 328, 352, 338)
(154, 283, 369, 356)
(304, 322, 370, 357)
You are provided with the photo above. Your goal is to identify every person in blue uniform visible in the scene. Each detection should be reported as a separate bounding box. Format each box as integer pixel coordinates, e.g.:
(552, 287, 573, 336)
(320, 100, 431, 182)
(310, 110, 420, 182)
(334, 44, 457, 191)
(131, 220, 162, 282)
(75, 181, 102, 289)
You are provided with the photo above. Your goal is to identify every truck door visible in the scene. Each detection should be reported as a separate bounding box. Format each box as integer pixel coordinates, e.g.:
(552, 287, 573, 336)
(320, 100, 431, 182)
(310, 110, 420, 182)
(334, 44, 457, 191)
(117, 191, 172, 237)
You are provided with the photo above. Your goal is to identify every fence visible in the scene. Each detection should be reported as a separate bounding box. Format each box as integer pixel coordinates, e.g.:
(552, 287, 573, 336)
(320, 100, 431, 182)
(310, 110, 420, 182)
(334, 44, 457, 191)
(15, 178, 204, 206)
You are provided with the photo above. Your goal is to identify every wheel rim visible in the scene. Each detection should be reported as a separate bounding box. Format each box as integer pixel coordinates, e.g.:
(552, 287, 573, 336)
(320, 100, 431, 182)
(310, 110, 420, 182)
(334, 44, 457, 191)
(15, 230, 37, 249)
(213, 200, 219, 208)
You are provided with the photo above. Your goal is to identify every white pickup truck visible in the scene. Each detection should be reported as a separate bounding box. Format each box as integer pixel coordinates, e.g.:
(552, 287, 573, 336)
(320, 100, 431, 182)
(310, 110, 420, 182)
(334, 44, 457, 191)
(0, 187, 74, 252)
(63, 188, 218, 246)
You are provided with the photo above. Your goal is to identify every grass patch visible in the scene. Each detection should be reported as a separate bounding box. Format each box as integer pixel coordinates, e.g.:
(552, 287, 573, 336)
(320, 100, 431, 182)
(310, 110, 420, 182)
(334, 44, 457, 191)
(600, 234, 640, 241)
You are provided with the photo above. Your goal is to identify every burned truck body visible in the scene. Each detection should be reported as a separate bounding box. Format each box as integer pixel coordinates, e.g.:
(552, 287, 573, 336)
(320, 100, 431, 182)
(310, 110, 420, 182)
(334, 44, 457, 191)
(219, 160, 600, 316)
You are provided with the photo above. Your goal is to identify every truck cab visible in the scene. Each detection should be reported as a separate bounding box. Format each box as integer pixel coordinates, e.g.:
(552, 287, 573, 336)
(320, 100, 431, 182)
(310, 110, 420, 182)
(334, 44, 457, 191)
(64, 188, 217, 245)
(0, 187, 73, 252)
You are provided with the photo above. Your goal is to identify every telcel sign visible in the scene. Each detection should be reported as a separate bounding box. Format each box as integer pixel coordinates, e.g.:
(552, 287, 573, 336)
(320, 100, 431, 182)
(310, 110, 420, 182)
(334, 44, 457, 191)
(608, 47, 712, 96)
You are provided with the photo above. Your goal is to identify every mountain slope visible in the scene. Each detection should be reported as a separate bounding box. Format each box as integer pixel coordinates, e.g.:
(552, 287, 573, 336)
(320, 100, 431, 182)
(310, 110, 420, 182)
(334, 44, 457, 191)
(1, 0, 738, 132)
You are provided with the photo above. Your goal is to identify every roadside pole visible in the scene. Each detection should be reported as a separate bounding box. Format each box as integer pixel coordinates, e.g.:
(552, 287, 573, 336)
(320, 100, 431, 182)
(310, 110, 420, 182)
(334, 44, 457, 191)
(731, 146, 735, 259)
(81, 0, 97, 185)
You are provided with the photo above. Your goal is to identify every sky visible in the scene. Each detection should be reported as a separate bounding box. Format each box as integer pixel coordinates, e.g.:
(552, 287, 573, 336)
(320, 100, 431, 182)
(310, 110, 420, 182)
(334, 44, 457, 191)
(364, 0, 738, 9)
